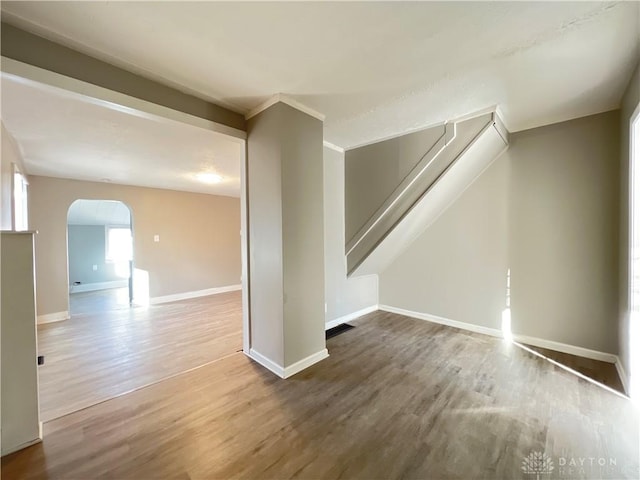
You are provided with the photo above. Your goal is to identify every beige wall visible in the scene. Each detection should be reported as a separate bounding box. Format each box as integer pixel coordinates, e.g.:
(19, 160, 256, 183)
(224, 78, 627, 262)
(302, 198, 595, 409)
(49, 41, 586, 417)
(619, 61, 640, 380)
(324, 146, 378, 323)
(380, 110, 620, 354)
(29, 176, 241, 316)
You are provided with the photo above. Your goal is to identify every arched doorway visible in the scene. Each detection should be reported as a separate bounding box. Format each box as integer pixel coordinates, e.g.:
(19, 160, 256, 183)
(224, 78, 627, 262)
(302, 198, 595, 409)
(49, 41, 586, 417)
(67, 199, 133, 316)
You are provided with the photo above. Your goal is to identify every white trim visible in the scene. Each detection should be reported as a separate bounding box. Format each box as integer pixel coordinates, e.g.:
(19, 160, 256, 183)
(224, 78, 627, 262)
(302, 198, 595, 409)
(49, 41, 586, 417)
(345, 123, 455, 257)
(245, 93, 325, 122)
(379, 304, 502, 339)
(247, 349, 285, 378)
(37, 311, 70, 324)
(240, 139, 251, 355)
(283, 349, 329, 378)
(1, 435, 42, 456)
(325, 305, 378, 330)
(1, 57, 246, 141)
(510, 333, 617, 364)
(69, 279, 128, 294)
(247, 348, 329, 379)
(378, 304, 619, 364)
(323, 140, 345, 153)
(345, 120, 448, 151)
(515, 342, 628, 400)
(616, 358, 630, 395)
(150, 284, 241, 305)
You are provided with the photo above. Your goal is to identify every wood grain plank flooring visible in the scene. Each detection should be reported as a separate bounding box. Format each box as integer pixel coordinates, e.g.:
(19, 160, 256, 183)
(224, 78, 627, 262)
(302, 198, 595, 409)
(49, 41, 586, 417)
(69, 287, 131, 316)
(523, 343, 625, 393)
(37, 290, 242, 421)
(5, 310, 638, 479)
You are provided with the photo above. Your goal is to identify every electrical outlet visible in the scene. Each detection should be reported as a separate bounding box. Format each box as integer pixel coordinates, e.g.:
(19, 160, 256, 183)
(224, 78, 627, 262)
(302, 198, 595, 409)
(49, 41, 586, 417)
(154, 235, 160, 242)
(92, 265, 98, 271)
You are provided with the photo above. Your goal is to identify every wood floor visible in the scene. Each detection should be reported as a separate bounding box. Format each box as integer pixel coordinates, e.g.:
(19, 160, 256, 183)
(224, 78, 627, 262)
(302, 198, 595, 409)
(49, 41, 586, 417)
(37, 289, 242, 421)
(523, 344, 625, 393)
(69, 287, 131, 316)
(5, 310, 638, 479)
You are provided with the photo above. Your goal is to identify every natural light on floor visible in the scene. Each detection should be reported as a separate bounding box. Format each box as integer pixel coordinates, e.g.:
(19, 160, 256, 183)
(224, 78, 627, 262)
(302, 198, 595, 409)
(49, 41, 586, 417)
(513, 341, 629, 400)
(500, 268, 629, 400)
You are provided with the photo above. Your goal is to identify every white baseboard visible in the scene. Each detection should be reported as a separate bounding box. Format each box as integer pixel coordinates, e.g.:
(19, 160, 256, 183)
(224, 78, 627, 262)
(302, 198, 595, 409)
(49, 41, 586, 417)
(248, 348, 329, 379)
(248, 349, 285, 377)
(150, 284, 241, 305)
(69, 279, 128, 294)
(378, 304, 618, 364)
(37, 310, 70, 325)
(379, 304, 503, 339)
(615, 359, 630, 395)
(511, 333, 617, 364)
(283, 349, 329, 378)
(1, 433, 42, 456)
(325, 304, 378, 330)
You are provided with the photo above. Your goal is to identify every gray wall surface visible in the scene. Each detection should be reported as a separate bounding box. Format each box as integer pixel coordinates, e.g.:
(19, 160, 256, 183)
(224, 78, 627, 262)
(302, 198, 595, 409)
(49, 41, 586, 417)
(247, 102, 326, 369)
(247, 104, 285, 365)
(247, 103, 325, 368)
(67, 225, 123, 286)
(619, 61, 640, 380)
(380, 110, 621, 354)
(344, 124, 445, 244)
(280, 106, 326, 366)
(324, 146, 378, 323)
(344, 113, 497, 275)
(30, 176, 241, 315)
(380, 149, 509, 331)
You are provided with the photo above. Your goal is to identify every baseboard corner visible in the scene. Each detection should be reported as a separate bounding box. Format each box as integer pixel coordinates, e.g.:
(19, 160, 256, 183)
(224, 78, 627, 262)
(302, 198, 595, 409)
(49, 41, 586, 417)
(325, 304, 378, 330)
(248, 348, 285, 378)
(615, 357, 630, 395)
(283, 348, 329, 378)
(37, 311, 70, 325)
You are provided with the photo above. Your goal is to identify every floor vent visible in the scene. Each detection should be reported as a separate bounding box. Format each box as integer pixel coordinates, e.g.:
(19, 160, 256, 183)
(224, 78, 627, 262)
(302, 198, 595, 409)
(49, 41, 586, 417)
(326, 323, 355, 340)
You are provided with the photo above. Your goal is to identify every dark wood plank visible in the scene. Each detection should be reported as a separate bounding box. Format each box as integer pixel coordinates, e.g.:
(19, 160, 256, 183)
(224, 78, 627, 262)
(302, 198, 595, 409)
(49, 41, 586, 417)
(4, 310, 637, 479)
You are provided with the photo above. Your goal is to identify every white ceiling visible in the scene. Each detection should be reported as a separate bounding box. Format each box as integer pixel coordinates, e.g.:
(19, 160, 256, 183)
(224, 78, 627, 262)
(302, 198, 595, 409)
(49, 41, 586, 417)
(2, 1, 638, 148)
(0, 75, 243, 196)
(68, 199, 130, 226)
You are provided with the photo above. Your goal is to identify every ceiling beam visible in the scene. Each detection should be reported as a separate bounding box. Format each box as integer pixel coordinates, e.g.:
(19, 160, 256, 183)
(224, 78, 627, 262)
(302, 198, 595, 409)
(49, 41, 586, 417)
(0, 22, 246, 132)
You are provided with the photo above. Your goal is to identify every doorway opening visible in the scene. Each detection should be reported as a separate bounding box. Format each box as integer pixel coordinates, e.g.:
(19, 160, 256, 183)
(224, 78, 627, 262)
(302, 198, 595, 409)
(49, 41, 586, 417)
(67, 199, 133, 316)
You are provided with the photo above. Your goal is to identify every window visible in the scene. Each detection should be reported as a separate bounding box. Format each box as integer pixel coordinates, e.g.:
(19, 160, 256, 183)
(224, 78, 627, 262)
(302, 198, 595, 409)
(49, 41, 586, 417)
(106, 227, 132, 263)
(13, 167, 28, 231)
